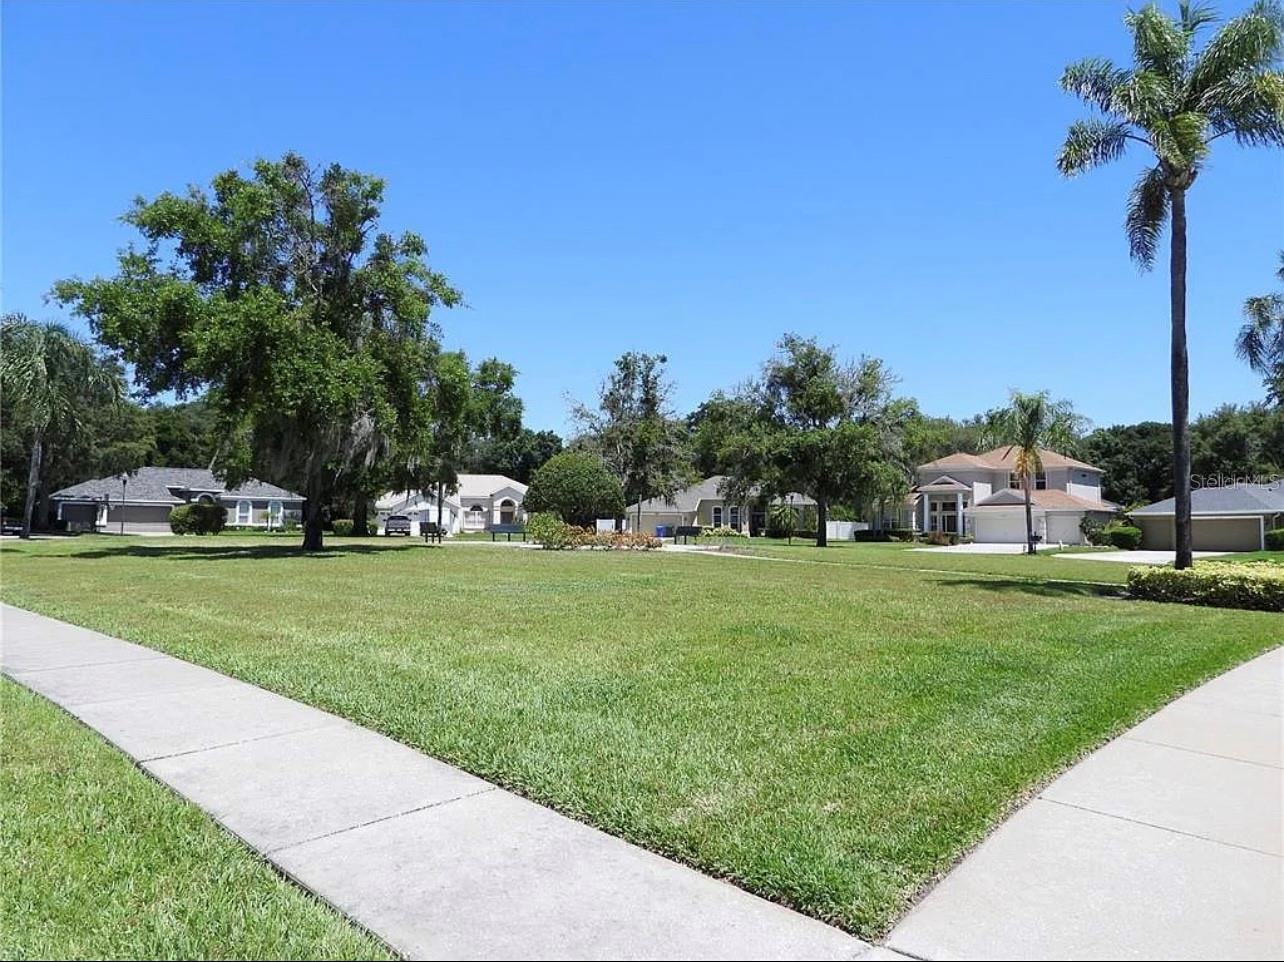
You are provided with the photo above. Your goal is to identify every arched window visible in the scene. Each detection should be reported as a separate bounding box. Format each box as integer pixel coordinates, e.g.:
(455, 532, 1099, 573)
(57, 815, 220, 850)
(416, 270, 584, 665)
(236, 500, 252, 525)
(268, 500, 283, 528)
(196, 493, 216, 505)
(499, 498, 516, 524)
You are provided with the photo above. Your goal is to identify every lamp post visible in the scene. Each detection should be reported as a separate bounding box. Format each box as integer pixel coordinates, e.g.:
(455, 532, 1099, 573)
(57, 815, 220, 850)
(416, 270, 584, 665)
(119, 474, 127, 535)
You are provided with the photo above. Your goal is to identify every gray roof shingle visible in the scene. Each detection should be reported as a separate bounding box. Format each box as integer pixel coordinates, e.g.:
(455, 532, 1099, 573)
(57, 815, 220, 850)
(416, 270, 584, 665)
(1131, 481, 1284, 516)
(51, 467, 303, 503)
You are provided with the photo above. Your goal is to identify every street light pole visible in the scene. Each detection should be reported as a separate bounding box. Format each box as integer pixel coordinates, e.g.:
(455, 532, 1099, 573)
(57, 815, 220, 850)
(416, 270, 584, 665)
(119, 475, 127, 535)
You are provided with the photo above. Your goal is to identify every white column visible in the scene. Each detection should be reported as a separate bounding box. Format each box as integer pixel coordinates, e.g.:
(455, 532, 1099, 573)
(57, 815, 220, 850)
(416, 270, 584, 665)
(956, 491, 963, 536)
(922, 495, 930, 532)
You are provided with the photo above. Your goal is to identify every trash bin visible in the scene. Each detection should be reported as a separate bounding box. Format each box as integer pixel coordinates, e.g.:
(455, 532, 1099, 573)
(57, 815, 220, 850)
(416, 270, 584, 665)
(655, 525, 668, 538)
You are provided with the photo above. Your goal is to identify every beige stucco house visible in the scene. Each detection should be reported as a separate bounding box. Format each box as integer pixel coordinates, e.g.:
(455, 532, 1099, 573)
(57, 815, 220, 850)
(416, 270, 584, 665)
(879, 447, 1117, 544)
(1130, 481, 1283, 551)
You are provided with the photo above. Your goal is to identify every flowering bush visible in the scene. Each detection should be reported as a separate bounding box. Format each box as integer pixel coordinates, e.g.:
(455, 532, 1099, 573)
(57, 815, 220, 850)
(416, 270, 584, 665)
(1128, 562, 1284, 612)
(703, 526, 748, 540)
(526, 513, 661, 550)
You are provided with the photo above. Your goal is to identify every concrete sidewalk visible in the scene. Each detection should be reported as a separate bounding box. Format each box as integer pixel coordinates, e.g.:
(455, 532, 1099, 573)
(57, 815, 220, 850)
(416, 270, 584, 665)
(886, 646, 1283, 961)
(1, 603, 866, 961)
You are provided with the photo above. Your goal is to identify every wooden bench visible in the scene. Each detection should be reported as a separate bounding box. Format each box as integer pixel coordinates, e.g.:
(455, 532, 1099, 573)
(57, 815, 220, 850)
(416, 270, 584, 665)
(674, 525, 702, 545)
(421, 522, 445, 544)
(487, 523, 527, 542)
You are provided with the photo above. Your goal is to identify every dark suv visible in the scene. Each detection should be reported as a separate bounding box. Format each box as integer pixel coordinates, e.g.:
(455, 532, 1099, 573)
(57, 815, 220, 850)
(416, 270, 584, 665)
(384, 514, 412, 536)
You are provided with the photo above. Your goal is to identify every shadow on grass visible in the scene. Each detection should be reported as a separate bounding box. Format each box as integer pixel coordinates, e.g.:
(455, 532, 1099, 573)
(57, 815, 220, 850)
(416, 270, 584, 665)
(929, 575, 1126, 600)
(61, 541, 422, 562)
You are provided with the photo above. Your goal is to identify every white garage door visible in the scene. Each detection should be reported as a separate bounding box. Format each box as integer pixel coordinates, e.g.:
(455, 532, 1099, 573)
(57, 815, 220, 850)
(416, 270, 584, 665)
(1046, 514, 1084, 545)
(972, 513, 1030, 543)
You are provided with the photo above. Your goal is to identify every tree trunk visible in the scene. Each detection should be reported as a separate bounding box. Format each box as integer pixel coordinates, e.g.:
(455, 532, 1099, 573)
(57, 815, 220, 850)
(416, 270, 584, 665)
(437, 480, 444, 532)
(21, 430, 43, 540)
(816, 497, 828, 547)
(352, 493, 369, 536)
(1170, 188, 1193, 570)
(301, 471, 325, 551)
(1023, 474, 1036, 555)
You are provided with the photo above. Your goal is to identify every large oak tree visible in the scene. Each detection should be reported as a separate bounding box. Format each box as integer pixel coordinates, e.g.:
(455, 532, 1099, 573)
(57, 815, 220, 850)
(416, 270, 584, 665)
(55, 153, 461, 550)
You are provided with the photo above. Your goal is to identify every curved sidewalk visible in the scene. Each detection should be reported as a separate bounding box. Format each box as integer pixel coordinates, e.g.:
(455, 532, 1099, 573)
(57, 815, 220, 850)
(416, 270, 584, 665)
(886, 646, 1282, 961)
(1, 603, 866, 961)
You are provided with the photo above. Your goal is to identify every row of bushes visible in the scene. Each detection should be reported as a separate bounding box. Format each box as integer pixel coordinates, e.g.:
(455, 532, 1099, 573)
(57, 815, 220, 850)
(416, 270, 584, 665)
(702, 526, 748, 540)
(1266, 528, 1284, 551)
(168, 503, 226, 535)
(851, 528, 915, 542)
(1128, 562, 1284, 612)
(1081, 518, 1143, 549)
(527, 513, 662, 550)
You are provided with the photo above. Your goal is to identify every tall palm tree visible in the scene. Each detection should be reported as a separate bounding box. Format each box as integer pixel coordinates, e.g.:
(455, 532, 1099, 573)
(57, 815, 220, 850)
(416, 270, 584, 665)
(1235, 252, 1284, 403)
(1057, 1, 1284, 568)
(0, 316, 121, 538)
(1000, 391, 1083, 555)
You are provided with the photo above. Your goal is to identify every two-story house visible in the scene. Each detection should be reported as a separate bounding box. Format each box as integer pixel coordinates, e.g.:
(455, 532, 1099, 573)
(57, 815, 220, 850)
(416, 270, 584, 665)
(888, 447, 1117, 545)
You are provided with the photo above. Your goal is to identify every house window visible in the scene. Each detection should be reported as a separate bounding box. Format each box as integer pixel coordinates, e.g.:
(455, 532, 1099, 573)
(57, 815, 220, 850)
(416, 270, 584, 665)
(268, 500, 283, 528)
(499, 498, 516, 524)
(712, 506, 723, 526)
(729, 505, 740, 529)
(236, 500, 252, 525)
(1009, 472, 1047, 490)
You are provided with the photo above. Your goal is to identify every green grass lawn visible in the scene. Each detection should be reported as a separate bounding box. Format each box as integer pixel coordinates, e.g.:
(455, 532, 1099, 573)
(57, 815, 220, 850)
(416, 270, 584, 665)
(2, 535, 1278, 940)
(0, 680, 393, 961)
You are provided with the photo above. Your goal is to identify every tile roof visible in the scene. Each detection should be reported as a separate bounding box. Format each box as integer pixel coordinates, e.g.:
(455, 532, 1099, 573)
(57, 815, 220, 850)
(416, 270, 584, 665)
(973, 488, 1117, 511)
(919, 447, 1102, 474)
(1130, 481, 1284, 516)
(51, 467, 303, 503)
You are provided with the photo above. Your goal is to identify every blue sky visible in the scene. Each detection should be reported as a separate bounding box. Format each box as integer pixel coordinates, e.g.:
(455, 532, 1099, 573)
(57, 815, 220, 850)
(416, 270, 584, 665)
(3, 0, 1280, 435)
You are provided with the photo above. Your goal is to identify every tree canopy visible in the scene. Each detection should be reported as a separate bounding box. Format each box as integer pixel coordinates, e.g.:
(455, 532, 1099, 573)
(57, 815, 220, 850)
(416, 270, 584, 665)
(523, 450, 625, 527)
(54, 153, 461, 550)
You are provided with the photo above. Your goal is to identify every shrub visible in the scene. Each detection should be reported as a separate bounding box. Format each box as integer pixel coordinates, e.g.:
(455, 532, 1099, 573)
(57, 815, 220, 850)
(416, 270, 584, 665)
(1128, 562, 1284, 612)
(332, 518, 354, 536)
(1080, 516, 1110, 546)
(527, 512, 661, 550)
(168, 502, 226, 535)
(764, 503, 796, 539)
(1104, 524, 1143, 550)
(852, 530, 894, 542)
(920, 530, 958, 546)
(526, 512, 573, 549)
(523, 451, 625, 527)
(703, 526, 747, 540)
(1265, 528, 1284, 551)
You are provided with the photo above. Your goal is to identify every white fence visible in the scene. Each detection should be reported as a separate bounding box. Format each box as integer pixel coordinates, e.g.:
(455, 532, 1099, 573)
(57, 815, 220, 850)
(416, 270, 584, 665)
(824, 520, 870, 541)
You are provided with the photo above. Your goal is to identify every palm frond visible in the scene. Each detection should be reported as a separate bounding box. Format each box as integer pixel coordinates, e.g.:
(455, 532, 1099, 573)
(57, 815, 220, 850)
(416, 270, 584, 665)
(1125, 165, 1170, 268)
(1126, 3, 1191, 78)
(1205, 69, 1284, 145)
(1060, 57, 1129, 112)
(1110, 69, 1178, 126)
(1190, 0, 1284, 98)
(1180, 1, 1221, 37)
(1056, 119, 1132, 175)
(1236, 292, 1284, 369)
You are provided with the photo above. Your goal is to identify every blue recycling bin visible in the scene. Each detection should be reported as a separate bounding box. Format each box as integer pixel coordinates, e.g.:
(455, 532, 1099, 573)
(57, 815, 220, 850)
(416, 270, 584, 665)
(655, 525, 669, 538)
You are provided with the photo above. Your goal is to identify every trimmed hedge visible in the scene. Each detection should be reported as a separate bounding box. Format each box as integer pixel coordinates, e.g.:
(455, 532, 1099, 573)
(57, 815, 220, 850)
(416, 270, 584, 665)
(1266, 528, 1284, 551)
(332, 519, 354, 536)
(1128, 562, 1284, 612)
(526, 512, 661, 550)
(1104, 524, 1143, 550)
(168, 502, 226, 535)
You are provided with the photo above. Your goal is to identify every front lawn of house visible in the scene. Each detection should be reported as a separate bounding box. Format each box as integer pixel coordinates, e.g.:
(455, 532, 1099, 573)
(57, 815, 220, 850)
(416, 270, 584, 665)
(0, 680, 392, 961)
(1, 536, 1277, 939)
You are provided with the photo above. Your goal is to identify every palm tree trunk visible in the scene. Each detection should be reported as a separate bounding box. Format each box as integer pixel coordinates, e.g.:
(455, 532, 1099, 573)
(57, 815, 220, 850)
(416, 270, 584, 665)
(1170, 188, 1193, 570)
(21, 429, 43, 540)
(1024, 475, 1036, 555)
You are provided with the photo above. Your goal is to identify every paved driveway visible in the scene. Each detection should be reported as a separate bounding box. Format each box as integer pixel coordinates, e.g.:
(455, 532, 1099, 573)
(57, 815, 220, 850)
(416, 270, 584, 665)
(1057, 549, 1228, 564)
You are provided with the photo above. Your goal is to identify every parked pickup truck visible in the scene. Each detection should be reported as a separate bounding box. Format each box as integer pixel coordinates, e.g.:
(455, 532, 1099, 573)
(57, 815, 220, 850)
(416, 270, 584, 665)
(383, 514, 412, 536)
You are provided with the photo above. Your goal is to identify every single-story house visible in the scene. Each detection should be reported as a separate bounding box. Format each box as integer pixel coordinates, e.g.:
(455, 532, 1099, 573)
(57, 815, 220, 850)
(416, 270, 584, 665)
(375, 473, 528, 536)
(50, 467, 304, 534)
(625, 476, 816, 536)
(1130, 481, 1284, 552)
(874, 447, 1117, 544)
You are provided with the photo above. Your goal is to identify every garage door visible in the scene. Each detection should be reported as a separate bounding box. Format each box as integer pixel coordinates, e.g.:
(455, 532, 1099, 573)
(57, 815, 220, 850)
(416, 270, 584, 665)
(1192, 517, 1261, 552)
(972, 513, 1030, 543)
(1046, 514, 1084, 545)
(1137, 517, 1173, 550)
